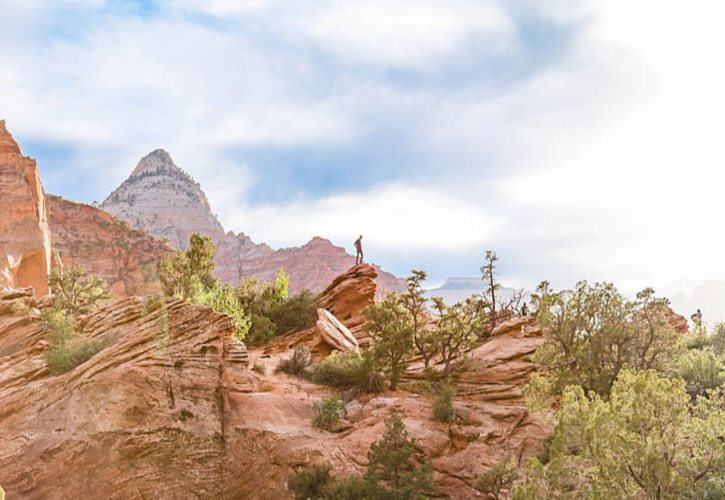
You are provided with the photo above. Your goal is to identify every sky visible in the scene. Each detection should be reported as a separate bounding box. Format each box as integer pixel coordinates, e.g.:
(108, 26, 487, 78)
(1, 0, 724, 317)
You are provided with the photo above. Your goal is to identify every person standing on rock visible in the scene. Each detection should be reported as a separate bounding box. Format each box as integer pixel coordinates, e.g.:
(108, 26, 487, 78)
(354, 235, 364, 265)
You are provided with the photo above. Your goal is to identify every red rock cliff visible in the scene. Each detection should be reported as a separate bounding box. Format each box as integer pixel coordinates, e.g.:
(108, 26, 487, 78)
(49, 195, 172, 297)
(0, 120, 54, 297)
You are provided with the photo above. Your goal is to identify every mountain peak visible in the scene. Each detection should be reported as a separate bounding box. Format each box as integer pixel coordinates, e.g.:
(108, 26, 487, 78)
(0, 119, 22, 157)
(130, 148, 176, 177)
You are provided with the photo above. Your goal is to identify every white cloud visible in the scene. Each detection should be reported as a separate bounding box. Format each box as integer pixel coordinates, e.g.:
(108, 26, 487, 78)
(217, 183, 502, 253)
(301, 0, 515, 69)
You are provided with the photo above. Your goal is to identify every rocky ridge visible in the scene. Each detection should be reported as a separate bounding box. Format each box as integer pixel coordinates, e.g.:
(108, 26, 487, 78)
(0, 266, 549, 499)
(101, 150, 404, 294)
(0, 120, 54, 297)
(48, 194, 172, 297)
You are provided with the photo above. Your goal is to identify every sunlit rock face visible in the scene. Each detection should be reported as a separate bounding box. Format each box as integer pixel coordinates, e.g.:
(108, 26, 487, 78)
(102, 149, 225, 250)
(49, 194, 172, 297)
(102, 151, 404, 294)
(0, 120, 53, 297)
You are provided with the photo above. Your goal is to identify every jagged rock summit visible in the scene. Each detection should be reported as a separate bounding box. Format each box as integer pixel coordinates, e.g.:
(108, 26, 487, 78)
(102, 149, 225, 249)
(0, 120, 54, 296)
(102, 150, 404, 294)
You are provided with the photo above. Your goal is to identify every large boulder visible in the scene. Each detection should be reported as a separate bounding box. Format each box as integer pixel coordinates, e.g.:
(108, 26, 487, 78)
(0, 120, 54, 297)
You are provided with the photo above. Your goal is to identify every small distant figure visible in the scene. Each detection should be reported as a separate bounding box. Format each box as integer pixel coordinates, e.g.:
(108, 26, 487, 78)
(691, 308, 703, 326)
(354, 235, 364, 265)
(521, 302, 529, 317)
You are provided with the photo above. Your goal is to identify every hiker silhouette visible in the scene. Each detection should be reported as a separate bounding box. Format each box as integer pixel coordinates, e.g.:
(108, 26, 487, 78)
(354, 235, 364, 265)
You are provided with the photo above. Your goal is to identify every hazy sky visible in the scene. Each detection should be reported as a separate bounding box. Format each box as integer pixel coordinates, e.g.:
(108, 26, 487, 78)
(1, 0, 723, 299)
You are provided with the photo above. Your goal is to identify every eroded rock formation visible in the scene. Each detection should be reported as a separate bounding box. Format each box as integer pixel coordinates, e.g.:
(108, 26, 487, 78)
(49, 194, 172, 297)
(101, 150, 404, 294)
(0, 264, 549, 499)
(0, 288, 248, 498)
(264, 264, 379, 355)
(0, 120, 54, 297)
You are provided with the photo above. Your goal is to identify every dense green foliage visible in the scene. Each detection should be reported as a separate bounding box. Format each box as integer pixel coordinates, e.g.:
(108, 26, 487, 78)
(275, 345, 312, 376)
(401, 270, 437, 369)
(312, 396, 346, 431)
(475, 453, 518, 500)
(42, 308, 111, 375)
(237, 270, 319, 344)
(159, 233, 216, 299)
(158, 235, 317, 342)
(432, 385, 455, 422)
(289, 410, 435, 499)
(194, 283, 250, 340)
(530, 281, 680, 398)
(288, 463, 333, 500)
(514, 370, 725, 499)
(430, 296, 483, 376)
(48, 265, 111, 315)
(310, 349, 384, 393)
(365, 292, 415, 390)
(365, 409, 436, 499)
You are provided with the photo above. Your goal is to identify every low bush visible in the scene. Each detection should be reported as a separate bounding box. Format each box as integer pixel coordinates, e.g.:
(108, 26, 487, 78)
(310, 350, 384, 393)
(678, 348, 725, 397)
(43, 308, 112, 375)
(432, 385, 456, 422)
(276, 345, 312, 376)
(194, 284, 250, 341)
(312, 396, 346, 430)
(475, 453, 518, 500)
(287, 463, 332, 500)
(269, 289, 319, 336)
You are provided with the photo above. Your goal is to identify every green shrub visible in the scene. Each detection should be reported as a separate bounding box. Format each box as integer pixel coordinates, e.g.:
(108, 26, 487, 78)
(251, 362, 265, 375)
(48, 265, 111, 314)
(43, 308, 113, 375)
(317, 475, 378, 499)
(287, 463, 332, 500)
(365, 409, 436, 498)
(276, 345, 312, 376)
(475, 453, 518, 500)
(678, 349, 725, 397)
(194, 284, 250, 341)
(268, 289, 319, 336)
(310, 350, 384, 393)
(432, 385, 455, 422)
(312, 396, 346, 430)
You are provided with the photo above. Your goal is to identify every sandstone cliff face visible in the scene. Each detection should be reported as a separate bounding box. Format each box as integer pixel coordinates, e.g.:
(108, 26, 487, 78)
(102, 149, 225, 249)
(48, 195, 172, 297)
(101, 151, 404, 294)
(0, 287, 248, 499)
(0, 120, 53, 297)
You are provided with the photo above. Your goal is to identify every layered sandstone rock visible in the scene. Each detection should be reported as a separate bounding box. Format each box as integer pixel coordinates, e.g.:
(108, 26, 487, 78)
(0, 277, 549, 499)
(264, 264, 379, 355)
(49, 195, 172, 297)
(0, 120, 54, 297)
(101, 151, 404, 294)
(0, 288, 248, 498)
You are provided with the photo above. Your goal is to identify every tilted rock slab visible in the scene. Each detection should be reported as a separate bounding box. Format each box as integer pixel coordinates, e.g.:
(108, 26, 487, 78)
(316, 308, 358, 352)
